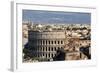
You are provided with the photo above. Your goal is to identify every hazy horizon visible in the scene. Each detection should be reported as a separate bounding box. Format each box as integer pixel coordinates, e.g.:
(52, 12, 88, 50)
(23, 10, 91, 24)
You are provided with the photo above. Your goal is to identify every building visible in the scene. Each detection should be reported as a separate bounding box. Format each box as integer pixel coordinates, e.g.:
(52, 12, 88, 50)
(28, 30, 65, 61)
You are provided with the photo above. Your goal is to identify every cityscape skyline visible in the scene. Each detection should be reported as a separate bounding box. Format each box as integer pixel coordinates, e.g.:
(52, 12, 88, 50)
(23, 10, 91, 24)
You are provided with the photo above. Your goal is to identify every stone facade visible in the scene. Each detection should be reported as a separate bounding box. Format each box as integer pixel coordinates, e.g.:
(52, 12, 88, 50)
(28, 30, 65, 60)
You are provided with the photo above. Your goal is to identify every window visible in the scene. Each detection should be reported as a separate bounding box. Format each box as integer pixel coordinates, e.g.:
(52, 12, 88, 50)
(61, 41, 63, 44)
(58, 41, 60, 44)
(41, 40, 42, 45)
(43, 53, 44, 56)
(46, 54, 47, 58)
(49, 41, 50, 44)
(49, 53, 50, 57)
(55, 47, 56, 51)
(49, 47, 50, 51)
(51, 47, 53, 51)
(61, 47, 63, 49)
(46, 40, 47, 44)
(52, 41, 53, 44)
(58, 47, 60, 49)
(55, 41, 56, 44)
(46, 47, 47, 51)
(52, 54, 53, 58)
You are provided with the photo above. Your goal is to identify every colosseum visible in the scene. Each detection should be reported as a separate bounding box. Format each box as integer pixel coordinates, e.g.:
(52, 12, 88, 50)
(28, 30, 66, 61)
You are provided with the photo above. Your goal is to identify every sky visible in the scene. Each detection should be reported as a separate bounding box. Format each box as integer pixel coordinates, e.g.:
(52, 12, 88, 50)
(22, 10, 91, 24)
